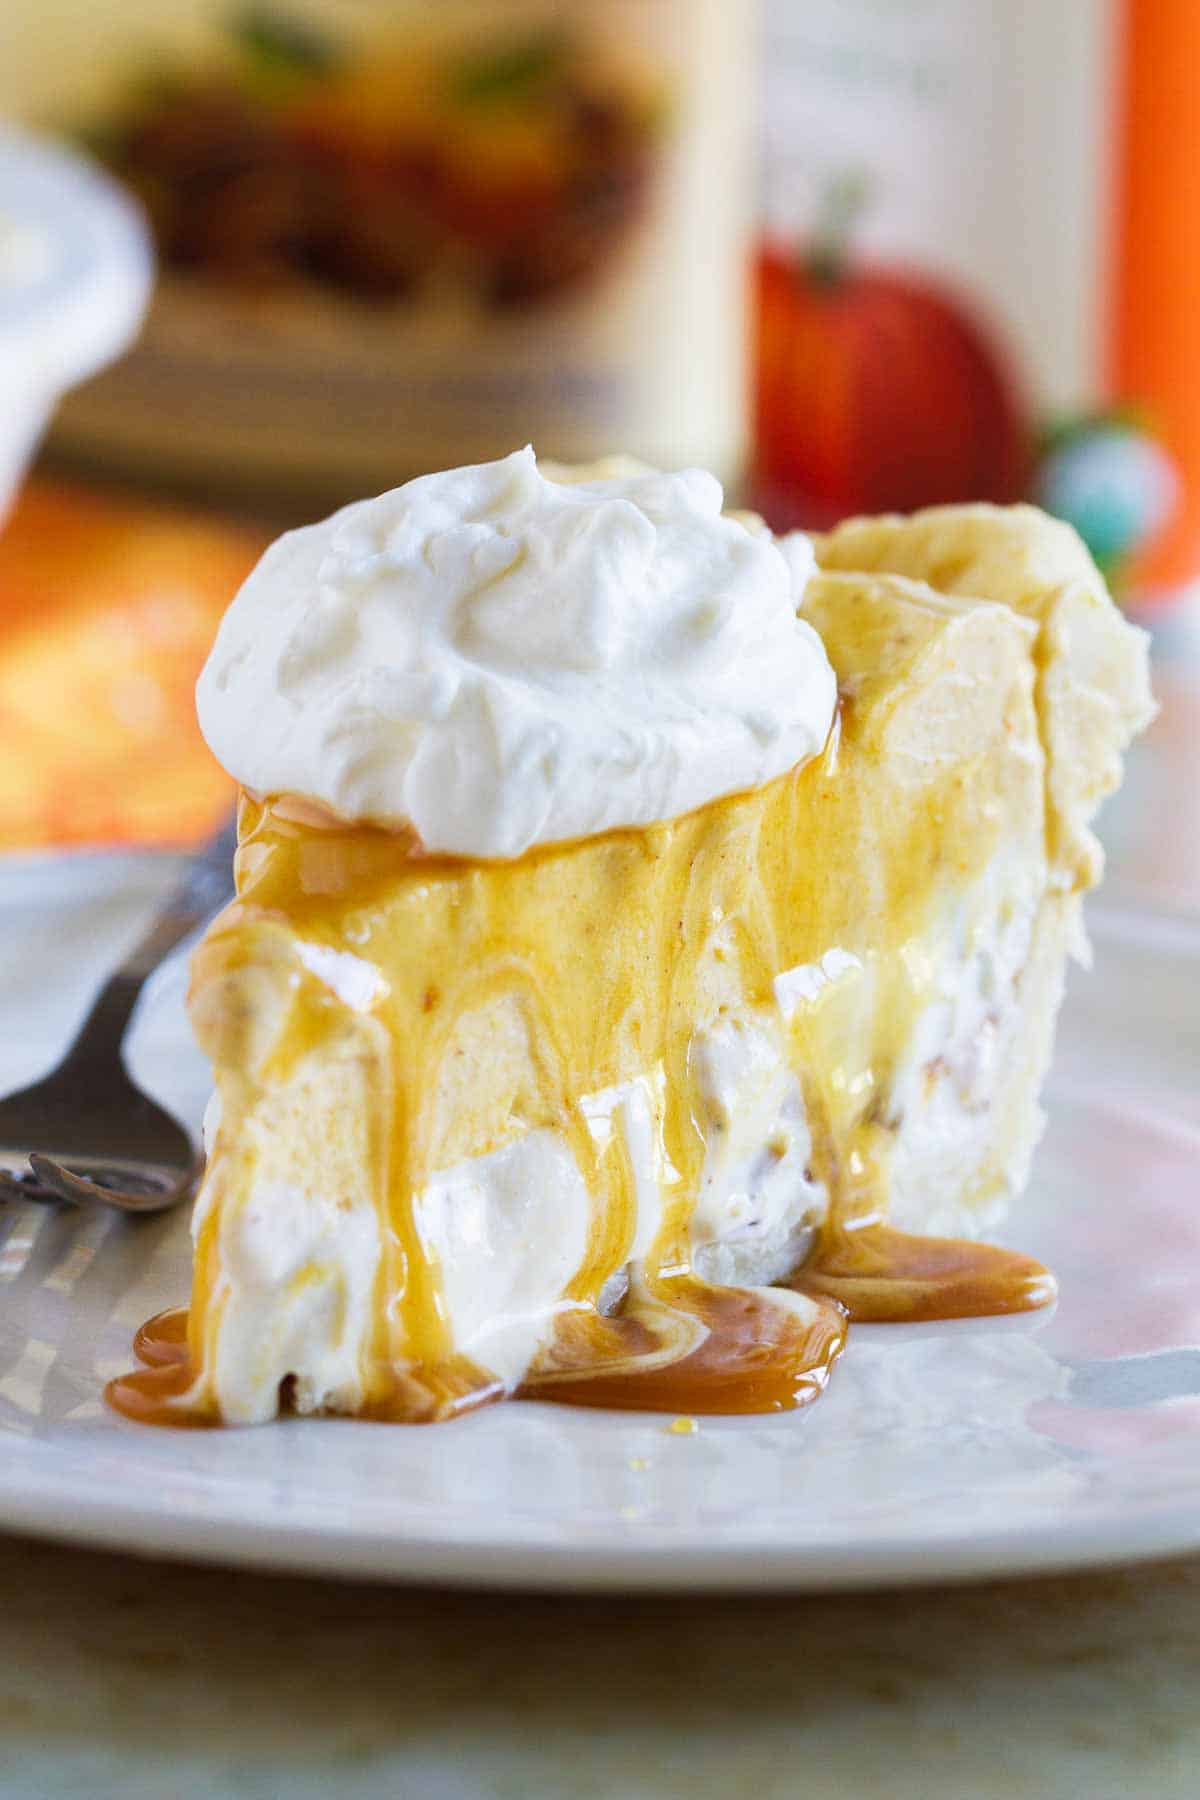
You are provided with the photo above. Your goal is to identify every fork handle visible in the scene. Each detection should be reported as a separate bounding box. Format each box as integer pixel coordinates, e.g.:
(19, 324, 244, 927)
(59, 813, 238, 1075)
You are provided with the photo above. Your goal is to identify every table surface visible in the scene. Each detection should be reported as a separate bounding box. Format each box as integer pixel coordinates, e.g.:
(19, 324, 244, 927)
(3, 607, 1199, 1800)
(2, 1532, 1199, 1800)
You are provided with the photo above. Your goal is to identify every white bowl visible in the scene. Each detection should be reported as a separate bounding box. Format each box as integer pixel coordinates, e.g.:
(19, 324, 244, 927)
(0, 127, 152, 520)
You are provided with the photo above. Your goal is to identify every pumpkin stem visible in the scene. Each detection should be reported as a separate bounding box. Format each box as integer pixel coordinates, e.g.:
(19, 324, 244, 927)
(805, 170, 871, 288)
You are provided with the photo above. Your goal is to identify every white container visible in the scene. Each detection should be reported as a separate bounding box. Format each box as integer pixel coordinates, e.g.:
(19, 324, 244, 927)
(0, 128, 152, 521)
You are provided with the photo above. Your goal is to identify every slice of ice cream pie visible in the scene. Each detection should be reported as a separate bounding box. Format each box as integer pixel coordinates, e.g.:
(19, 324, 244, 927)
(108, 452, 1152, 1426)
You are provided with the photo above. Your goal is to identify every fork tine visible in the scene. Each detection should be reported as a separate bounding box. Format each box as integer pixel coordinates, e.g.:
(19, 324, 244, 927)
(28, 1153, 190, 1215)
(0, 1168, 69, 1207)
(26, 1157, 97, 1207)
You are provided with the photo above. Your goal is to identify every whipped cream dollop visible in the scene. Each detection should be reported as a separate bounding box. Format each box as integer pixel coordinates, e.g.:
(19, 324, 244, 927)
(197, 447, 835, 859)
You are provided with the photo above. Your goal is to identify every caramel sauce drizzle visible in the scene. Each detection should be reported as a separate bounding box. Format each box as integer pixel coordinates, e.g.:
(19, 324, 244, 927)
(520, 1280, 848, 1415)
(107, 1308, 216, 1429)
(107, 573, 1057, 1429)
(793, 1224, 1056, 1323)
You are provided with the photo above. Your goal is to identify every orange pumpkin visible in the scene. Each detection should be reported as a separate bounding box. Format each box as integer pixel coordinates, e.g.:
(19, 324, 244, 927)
(753, 241, 1029, 532)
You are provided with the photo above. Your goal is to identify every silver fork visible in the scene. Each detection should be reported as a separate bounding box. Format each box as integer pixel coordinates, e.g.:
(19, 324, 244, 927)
(0, 815, 236, 1214)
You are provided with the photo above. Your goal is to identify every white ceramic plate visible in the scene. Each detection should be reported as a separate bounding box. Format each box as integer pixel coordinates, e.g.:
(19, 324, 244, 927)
(1, 869, 1198, 1592)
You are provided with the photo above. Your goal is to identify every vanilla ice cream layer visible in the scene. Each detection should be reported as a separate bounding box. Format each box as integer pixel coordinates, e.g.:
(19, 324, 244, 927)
(197, 873, 1039, 1425)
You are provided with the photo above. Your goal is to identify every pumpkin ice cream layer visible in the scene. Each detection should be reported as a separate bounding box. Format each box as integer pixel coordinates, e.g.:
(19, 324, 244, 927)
(108, 460, 1152, 1426)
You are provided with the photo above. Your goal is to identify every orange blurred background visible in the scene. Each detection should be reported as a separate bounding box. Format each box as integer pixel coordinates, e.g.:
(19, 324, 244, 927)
(0, 483, 263, 850)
